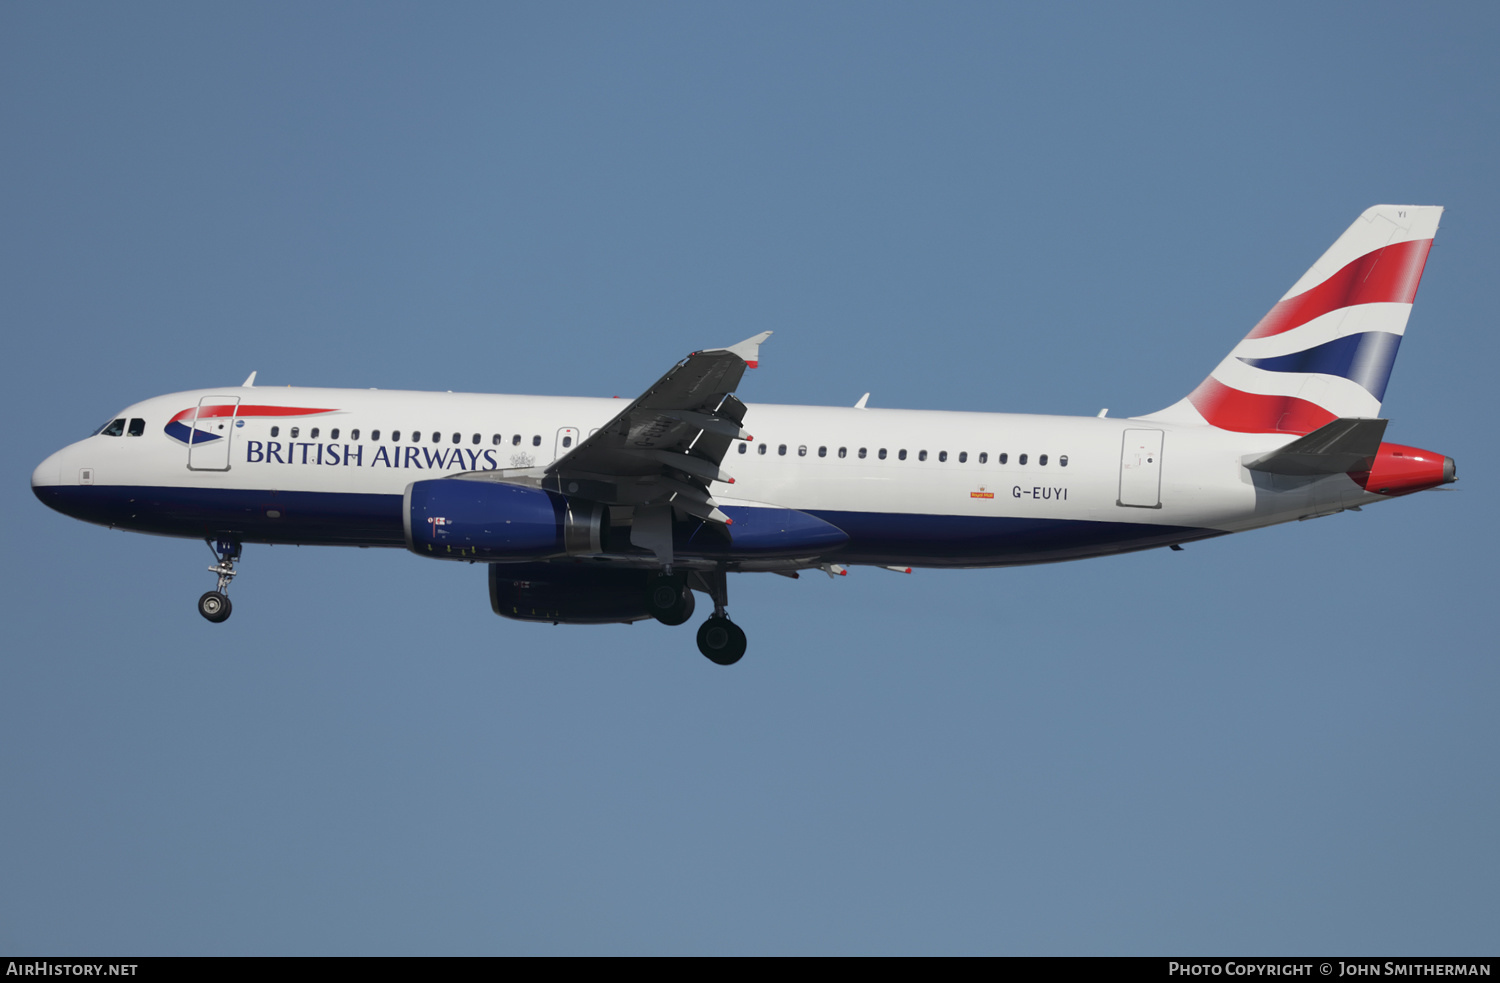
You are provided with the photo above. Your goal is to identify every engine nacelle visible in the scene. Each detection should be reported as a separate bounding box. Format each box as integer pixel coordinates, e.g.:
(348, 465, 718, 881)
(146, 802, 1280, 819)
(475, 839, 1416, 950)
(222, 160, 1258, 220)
(490, 562, 654, 624)
(404, 479, 608, 560)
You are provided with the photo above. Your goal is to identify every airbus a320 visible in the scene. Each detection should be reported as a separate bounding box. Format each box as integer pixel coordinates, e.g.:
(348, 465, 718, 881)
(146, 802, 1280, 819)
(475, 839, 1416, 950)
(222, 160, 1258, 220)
(32, 205, 1455, 665)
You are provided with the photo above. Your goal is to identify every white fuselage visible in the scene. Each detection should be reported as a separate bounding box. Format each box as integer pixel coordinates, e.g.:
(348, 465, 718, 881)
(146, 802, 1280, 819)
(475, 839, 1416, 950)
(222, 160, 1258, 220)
(31, 384, 1391, 569)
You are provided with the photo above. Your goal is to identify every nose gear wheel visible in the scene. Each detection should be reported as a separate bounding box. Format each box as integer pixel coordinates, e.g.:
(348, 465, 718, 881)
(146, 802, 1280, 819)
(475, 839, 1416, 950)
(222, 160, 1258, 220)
(198, 537, 242, 623)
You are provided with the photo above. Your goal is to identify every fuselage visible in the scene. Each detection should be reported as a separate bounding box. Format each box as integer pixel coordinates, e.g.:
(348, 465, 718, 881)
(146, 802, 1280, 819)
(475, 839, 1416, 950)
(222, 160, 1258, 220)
(30, 384, 1430, 569)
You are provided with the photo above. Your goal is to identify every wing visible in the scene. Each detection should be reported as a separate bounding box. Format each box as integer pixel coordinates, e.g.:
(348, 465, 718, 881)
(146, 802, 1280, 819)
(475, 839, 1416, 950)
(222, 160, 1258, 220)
(544, 332, 771, 524)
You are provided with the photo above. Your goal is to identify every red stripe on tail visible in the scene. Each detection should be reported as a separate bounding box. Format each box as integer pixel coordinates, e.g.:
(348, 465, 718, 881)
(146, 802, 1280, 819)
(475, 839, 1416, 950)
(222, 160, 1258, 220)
(1246, 238, 1432, 340)
(1187, 378, 1337, 435)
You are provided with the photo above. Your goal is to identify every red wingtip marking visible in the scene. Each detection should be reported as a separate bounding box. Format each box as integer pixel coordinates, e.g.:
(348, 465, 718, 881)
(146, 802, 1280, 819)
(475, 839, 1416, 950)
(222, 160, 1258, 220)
(725, 518, 733, 525)
(728, 478, 736, 484)
(746, 360, 758, 369)
(839, 569, 847, 576)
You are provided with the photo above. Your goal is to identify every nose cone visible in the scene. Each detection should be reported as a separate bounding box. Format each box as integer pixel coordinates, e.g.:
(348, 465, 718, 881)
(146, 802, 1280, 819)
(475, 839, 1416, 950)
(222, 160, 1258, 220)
(32, 448, 70, 514)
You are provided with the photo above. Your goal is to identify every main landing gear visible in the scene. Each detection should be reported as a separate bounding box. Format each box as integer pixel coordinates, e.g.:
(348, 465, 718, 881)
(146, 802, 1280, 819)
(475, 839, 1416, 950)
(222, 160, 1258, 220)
(691, 569, 746, 666)
(645, 567, 747, 665)
(645, 573, 696, 626)
(198, 537, 241, 624)
(697, 617, 746, 666)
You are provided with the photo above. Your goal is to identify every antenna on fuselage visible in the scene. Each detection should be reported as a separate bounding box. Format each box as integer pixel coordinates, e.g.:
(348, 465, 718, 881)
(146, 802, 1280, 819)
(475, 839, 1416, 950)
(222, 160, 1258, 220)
(854, 393, 870, 409)
(242, 371, 257, 388)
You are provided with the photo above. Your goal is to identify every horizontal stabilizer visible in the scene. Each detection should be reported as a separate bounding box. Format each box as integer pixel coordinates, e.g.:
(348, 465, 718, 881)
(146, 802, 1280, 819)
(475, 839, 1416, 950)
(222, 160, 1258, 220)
(1245, 418, 1388, 475)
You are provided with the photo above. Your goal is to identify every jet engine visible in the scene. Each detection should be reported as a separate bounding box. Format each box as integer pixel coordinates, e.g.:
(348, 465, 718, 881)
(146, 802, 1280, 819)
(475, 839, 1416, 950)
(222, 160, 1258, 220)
(404, 479, 608, 560)
(489, 562, 655, 624)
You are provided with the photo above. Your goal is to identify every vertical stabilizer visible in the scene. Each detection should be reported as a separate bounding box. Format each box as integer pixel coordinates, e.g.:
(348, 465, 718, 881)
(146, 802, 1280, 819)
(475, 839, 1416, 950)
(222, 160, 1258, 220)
(1144, 205, 1442, 434)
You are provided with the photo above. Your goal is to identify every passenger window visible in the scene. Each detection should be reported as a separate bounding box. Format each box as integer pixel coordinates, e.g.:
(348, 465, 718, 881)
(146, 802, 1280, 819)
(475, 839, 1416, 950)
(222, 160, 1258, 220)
(331, 428, 340, 440)
(512, 435, 521, 446)
(918, 450, 927, 461)
(798, 445, 807, 457)
(1019, 453, 1028, 465)
(562, 436, 573, 448)
(433, 432, 441, 443)
(958, 451, 966, 463)
(472, 434, 480, 445)
(127, 418, 145, 436)
(371, 429, 381, 440)
(393, 431, 401, 441)
(998, 452, 1007, 464)
(938, 451, 947, 462)
(778, 444, 787, 456)
(758, 443, 767, 455)
(450, 433, 459, 444)
(351, 429, 360, 440)
(838, 447, 847, 458)
(858, 448, 867, 459)
(817, 446, 826, 458)
(413, 431, 421, 442)
(898, 450, 907, 461)
(738, 443, 747, 454)
(1060, 455, 1069, 467)
(493, 435, 502, 445)
(978, 452, 986, 463)
(878, 448, 887, 460)
(291, 427, 300, 438)
(310, 427, 319, 439)
(1039, 454, 1048, 466)
(532, 435, 541, 446)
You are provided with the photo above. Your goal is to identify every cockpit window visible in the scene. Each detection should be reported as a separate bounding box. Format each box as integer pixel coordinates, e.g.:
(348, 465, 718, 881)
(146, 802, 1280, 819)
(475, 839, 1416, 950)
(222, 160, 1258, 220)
(127, 418, 145, 436)
(99, 419, 126, 437)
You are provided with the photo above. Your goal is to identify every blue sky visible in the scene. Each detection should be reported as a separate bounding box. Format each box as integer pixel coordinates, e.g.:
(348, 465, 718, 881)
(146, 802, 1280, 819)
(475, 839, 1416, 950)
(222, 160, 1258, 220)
(4, 3, 1497, 954)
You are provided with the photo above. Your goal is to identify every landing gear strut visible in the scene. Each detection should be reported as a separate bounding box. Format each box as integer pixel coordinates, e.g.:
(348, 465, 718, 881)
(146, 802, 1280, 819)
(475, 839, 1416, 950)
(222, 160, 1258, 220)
(692, 568, 746, 666)
(198, 537, 241, 624)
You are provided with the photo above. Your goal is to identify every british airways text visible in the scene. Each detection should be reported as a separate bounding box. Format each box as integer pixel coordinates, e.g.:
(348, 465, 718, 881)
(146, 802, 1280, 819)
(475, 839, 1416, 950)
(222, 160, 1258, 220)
(245, 441, 504, 471)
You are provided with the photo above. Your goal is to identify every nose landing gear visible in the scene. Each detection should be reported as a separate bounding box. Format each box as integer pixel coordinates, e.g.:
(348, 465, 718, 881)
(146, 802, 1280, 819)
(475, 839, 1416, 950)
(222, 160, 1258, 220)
(198, 538, 241, 624)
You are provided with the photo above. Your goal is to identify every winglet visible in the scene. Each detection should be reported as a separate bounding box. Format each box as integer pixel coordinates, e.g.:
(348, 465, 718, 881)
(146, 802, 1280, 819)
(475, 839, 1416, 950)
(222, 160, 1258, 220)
(713, 331, 772, 369)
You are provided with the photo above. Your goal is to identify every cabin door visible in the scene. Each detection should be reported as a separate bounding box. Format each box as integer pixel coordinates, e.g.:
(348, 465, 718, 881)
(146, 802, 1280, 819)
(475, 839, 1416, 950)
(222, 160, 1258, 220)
(555, 427, 580, 462)
(186, 396, 241, 472)
(1117, 428, 1163, 508)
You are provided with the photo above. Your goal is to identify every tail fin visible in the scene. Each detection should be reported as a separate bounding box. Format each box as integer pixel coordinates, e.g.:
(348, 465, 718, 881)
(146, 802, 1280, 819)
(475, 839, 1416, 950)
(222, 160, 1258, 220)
(1145, 205, 1442, 434)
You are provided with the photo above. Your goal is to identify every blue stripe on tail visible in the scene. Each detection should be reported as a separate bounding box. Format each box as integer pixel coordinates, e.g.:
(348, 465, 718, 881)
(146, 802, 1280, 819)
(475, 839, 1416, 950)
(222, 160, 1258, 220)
(1238, 331, 1403, 400)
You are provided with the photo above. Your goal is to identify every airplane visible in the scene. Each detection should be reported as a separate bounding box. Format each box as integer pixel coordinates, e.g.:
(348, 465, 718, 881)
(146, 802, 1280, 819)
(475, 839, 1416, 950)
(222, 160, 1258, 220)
(31, 204, 1455, 665)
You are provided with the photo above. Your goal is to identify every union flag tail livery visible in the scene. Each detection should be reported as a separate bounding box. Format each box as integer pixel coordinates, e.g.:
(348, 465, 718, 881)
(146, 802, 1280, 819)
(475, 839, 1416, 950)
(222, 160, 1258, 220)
(31, 206, 1457, 665)
(1150, 205, 1441, 434)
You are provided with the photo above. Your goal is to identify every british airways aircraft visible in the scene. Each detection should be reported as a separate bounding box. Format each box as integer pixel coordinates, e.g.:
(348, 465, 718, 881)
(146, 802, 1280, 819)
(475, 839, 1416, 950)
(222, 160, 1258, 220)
(31, 205, 1454, 665)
